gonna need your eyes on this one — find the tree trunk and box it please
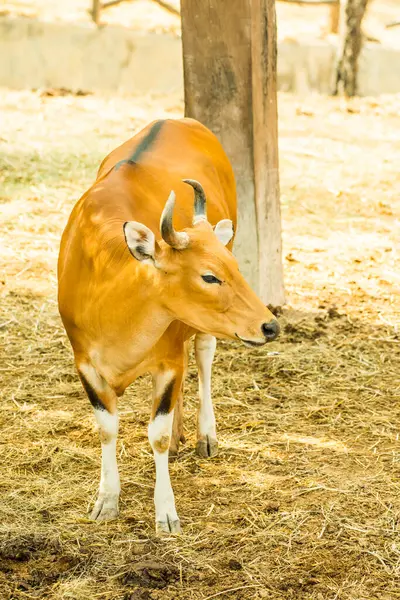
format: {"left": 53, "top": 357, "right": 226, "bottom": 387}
{"left": 92, "top": 0, "right": 101, "bottom": 25}
{"left": 334, "top": 0, "right": 369, "bottom": 96}
{"left": 180, "top": 0, "right": 285, "bottom": 306}
{"left": 329, "top": 2, "right": 340, "bottom": 33}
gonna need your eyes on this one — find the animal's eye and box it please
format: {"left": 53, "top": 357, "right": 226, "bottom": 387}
{"left": 201, "top": 274, "right": 222, "bottom": 285}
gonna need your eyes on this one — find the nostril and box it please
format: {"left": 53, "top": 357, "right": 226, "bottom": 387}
{"left": 261, "top": 320, "right": 280, "bottom": 341}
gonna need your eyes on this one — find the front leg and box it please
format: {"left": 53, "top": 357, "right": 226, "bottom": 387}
{"left": 149, "top": 367, "right": 183, "bottom": 534}
{"left": 78, "top": 362, "right": 120, "bottom": 521}
{"left": 194, "top": 333, "right": 218, "bottom": 458}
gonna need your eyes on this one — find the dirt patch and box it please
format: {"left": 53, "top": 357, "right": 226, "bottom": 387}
{"left": 0, "top": 532, "right": 83, "bottom": 597}
{"left": 0, "top": 533, "right": 60, "bottom": 561}
{"left": 120, "top": 561, "right": 179, "bottom": 589}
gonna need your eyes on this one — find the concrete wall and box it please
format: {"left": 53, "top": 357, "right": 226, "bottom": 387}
{"left": 278, "top": 38, "right": 400, "bottom": 96}
{"left": 0, "top": 17, "right": 183, "bottom": 95}
{"left": 1, "top": 16, "right": 400, "bottom": 96}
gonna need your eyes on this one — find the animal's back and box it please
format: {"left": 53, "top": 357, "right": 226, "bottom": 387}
{"left": 95, "top": 117, "right": 237, "bottom": 231}
{"left": 58, "top": 118, "right": 237, "bottom": 339}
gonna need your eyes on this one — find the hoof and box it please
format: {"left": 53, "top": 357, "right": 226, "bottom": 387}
{"left": 196, "top": 436, "right": 218, "bottom": 458}
{"left": 90, "top": 494, "right": 119, "bottom": 522}
{"left": 156, "top": 518, "right": 181, "bottom": 536}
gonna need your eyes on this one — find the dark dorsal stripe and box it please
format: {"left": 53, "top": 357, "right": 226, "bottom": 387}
{"left": 79, "top": 372, "right": 107, "bottom": 412}
{"left": 115, "top": 119, "right": 165, "bottom": 171}
{"left": 155, "top": 378, "right": 175, "bottom": 416}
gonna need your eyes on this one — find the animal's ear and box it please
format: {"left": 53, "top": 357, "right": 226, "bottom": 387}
{"left": 123, "top": 221, "right": 158, "bottom": 264}
{"left": 214, "top": 219, "right": 234, "bottom": 246}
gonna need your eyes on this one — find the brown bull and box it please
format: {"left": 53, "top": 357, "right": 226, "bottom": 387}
{"left": 58, "top": 118, "right": 279, "bottom": 534}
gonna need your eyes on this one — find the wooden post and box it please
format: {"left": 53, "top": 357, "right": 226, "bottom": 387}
{"left": 181, "top": 0, "right": 285, "bottom": 306}
{"left": 333, "top": 0, "right": 368, "bottom": 96}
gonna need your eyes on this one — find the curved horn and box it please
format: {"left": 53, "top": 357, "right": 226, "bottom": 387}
{"left": 160, "top": 191, "right": 189, "bottom": 249}
{"left": 183, "top": 179, "right": 207, "bottom": 223}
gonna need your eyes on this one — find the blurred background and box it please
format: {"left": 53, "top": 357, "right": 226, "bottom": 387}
{"left": 1, "top": 0, "right": 399, "bottom": 95}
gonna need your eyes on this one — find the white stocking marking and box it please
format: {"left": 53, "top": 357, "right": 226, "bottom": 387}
{"left": 94, "top": 409, "right": 120, "bottom": 499}
{"left": 148, "top": 411, "right": 179, "bottom": 526}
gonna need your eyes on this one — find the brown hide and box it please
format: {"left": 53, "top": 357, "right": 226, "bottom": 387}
{"left": 58, "top": 118, "right": 275, "bottom": 398}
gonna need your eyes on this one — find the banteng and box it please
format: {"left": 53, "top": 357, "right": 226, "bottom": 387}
{"left": 58, "top": 118, "right": 280, "bottom": 534}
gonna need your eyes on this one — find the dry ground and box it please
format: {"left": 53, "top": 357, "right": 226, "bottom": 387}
{"left": 0, "top": 89, "right": 400, "bottom": 599}
{"left": 2, "top": 0, "right": 400, "bottom": 48}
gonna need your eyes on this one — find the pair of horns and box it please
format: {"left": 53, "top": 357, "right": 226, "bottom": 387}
{"left": 160, "top": 179, "right": 207, "bottom": 249}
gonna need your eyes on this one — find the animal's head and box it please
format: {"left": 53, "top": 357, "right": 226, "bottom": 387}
{"left": 123, "top": 180, "right": 279, "bottom": 346}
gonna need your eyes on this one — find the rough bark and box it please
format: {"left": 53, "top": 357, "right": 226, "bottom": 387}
{"left": 251, "top": 0, "right": 284, "bottom": 305}
{"left": 181, "top": 0, "right": 285, "bottom": 306}
{"left": 334, "top": 0, "right": 369, "bottom": 96}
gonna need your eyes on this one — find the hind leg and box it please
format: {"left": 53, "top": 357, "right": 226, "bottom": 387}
{"left": 195, "top": 333, "right": 218, "bottom": 458}
{"left": 169, "top": 387, "right": 185, "bottom": 460}
{"left": 78, "top": 362, "right": 120, "bottom": 521}
{"left": 169, "top": 341, "right": 188, "bottom": 460}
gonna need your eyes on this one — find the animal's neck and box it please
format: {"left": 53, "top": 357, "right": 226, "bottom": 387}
{"left": 91, "top": 299, "right": 173, "bottom": 388}
{"left": 127, "top": 299, "right": 173, "bottom": 359}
